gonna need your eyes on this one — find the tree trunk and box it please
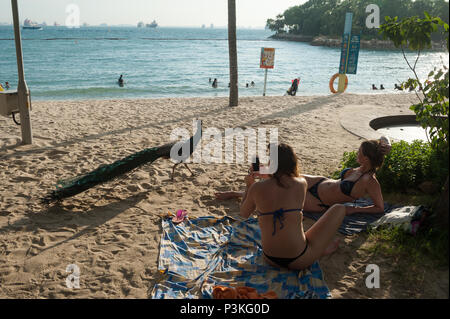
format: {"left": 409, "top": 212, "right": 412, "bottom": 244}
{"left": 228, "top": 0, "right": 238, "bottom": 107}
{"left": 434, "top": 176, "right": 449, "bottom": 230}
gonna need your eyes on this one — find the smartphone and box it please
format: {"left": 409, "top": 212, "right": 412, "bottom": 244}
{"left": 252, "top": 156, "right": 260, "bottom": 172}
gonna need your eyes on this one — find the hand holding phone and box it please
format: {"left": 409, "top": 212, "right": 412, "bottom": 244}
{"left": 252, "top": 156, "right": 260, "bottom": 173}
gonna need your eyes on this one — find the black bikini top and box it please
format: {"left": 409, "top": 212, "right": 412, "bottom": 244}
{"left": 339, "top": 168, "right": 367, "bottom": 198}
{"left": 257, "top": 208, "right": 303, "bottom": 236}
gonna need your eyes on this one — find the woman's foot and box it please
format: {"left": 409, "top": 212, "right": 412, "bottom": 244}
{"left": 322, "top": 238, "right": 341, "bottom": 257}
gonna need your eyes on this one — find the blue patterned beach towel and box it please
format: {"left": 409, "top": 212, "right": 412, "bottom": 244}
{"left": 303, "top": 199, "right": 398, "bottom": 236}
{"left": 151, "top": 216, "right": 331, "bottom": 299}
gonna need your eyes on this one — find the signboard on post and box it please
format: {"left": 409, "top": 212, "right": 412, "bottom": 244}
{"left": 339, "top": 34, "right": 361, "bottom": 75}
{"left": 260, "top": 48, "right": 275, "bottom": 69}
{"left": 260, "top": 48, "right": 275, "bottom": 96}
{"left": 346, "top": 35, "right": 361, "bottom": 74}
{"left": 339, "top": 34, "right": 350, "bottom": 74}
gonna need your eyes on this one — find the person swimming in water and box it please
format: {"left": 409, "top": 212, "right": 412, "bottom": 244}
{"left": 380, "top": 84, "right": 385, "bottom": 90}
{"left": 394, "top": 83, "right": 403, "bottom": 91}
{"left": 212, "top": 78, "right": 218, "bottom": 88}
{"left": 251, "top": 81, "right": 255, "bottom": 87}
{"left": 372, "top": 84, "right": 378, "bottom": 90}
{"left": 118, "top": 75, "right": 124, "bottom": 87}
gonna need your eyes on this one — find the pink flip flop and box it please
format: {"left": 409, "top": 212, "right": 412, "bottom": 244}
{"left": 172, "top": 209, "right": 188, "bottom": 224}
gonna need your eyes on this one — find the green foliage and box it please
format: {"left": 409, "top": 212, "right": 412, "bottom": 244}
{"left": 410, "top": 64, "right": 449, "bottom": 152}
{"left": 266, "top": 14, "right": 286, "bottom": 34}
{"left": 267, "top": 0, "right": 449, "bottom": 41}
{"left": 379, "top": 13, "right": 449, "bottom": 50}
{"left": 379, "top": 13, "right": 449, "bottom": 155}
{"left": 332, "top": 141, "right": 449, "bottom": 193}
{"left": 331, "top": 150, "right": 358, "bottom": 179}
{"left": 366, "top": 225, "right": 449, "bottom": 268}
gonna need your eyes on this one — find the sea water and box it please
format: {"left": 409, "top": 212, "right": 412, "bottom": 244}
{"left": 0, "top": 26, "right": 448, "bottom": 100}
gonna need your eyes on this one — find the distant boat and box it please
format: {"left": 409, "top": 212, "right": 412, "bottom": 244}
{"left": 146, "top": 20, "right": 158, "bottom": 28}
{"left": 23, "top": 18, "right": 43, "bottom": 30}
{"left": 137, "top": 21, "right": 145, "bottom": 28}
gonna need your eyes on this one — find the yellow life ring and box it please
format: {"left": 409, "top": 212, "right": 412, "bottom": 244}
{"left": 329, "top": 73, "right": 348, "bottom": 93}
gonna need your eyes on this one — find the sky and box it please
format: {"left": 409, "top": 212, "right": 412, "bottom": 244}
{"left": 0, "top": 0, "right": 306, "bottom": 28}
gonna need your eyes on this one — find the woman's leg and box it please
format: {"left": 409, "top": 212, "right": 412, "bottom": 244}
{"left": 303, "top": 191, "right": 327, "bottom": 212}
{"left": 288, "top": 204, "right": 346, "bottom": 270}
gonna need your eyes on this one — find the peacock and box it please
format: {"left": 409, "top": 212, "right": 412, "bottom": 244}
{"left": 43, "top": 120, "right": 202, "bottom": 203}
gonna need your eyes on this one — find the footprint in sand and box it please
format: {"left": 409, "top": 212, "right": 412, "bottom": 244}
{"left": 11, "top": 175, "right": 39, "bottom": 183}
{"left": 47, "top": 150, "right": 70, "bottom": 159}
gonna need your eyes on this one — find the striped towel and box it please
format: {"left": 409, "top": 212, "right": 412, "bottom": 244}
{"left": 151, "top": 216, "right": 331, "bottom": 299}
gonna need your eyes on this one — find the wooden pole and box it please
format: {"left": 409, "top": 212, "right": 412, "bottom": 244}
{"left": 11, "top": 0, "right": 33, "bottom": 144}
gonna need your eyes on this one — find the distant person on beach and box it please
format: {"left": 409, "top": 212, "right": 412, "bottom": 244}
{"left": 394, "top": 83, "right": 403, "bottom": 91}
{"left": 380, "top": 84, "right": 385, "bottom": 90}
{"left": 216, "top": 137, "right": 391, "bottom": 215}
{"left": 212, "top": 78, "right": 218, "bottom": 88}
{"left": 372, "top": 84, "right": 378, "bottom": 90}
{"left": 5, "top": 82, "right": 10, "bottom": 90}
{"left": 238, "top": 143, "right": 346, "bottom": 270}
{"left": 286, "top": 78, "right": 300, "bottom": 96}
{"left": 118, "top": 75, "right": 124, "bottom": 87}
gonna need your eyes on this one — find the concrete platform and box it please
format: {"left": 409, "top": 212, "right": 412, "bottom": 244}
{"left": 339, "top": 104, "right": 416, "bottom": 141}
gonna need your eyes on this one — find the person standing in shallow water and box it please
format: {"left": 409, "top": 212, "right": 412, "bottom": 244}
{"left": 212, "top": 78, "right": 218, "bottom": 88}
{"left": 118, "top": 75, "right": 124, "bottom": 87}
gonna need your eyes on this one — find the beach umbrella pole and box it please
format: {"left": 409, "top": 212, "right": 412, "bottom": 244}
{"left": 11, "top": 0, "right": 33, "bottom": 145}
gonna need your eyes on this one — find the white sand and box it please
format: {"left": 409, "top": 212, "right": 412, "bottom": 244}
{"left": 0, "top": 93, "right": 447, "bottom": 298}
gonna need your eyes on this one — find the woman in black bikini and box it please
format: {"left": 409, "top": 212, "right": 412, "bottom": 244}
{"left": 217, "top": 137, "right": 391, "bottom": 216}
{"left": 240, "top": 143, "right": 346, "bottom": 270}
{"left": 304, "top": 139, "right": 389, "bottom": 214}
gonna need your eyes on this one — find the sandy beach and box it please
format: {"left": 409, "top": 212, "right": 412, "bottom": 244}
{"left": 0, "top": 93, "right": 448, "bottom": 299}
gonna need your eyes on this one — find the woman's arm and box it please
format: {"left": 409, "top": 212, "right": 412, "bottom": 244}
{"left": 346, "top": 178, "right": 385, "bottom": 215}
{"left": 240, "top": 174, "right": 257, "bottom": 219}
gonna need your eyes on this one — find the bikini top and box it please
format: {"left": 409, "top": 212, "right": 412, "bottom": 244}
{"left": 257, "top": 208, "right": 303, "bottom": 236}
{"left": 339, "top": 168, "right": 367, "bottom": 198}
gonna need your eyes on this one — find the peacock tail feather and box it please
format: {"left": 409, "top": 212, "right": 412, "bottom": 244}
{"left": 42, "top": 120, "right": 202, "bottom": 204}
{"left": 42, "top": 145, "right": 168, "bottom": 203}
